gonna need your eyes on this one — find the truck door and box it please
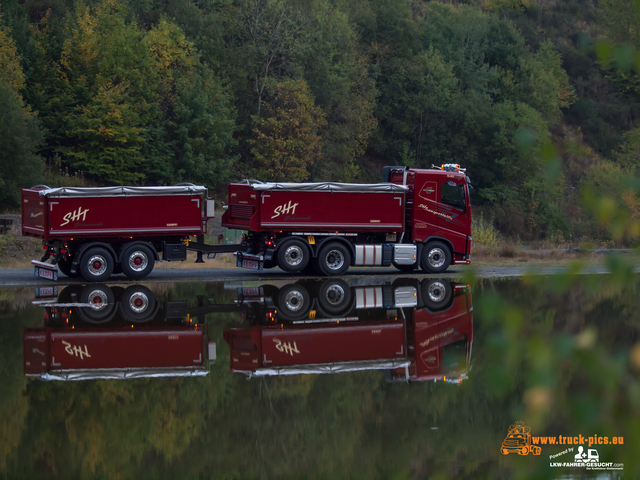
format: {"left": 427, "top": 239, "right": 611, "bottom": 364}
{"left": 412, "top": 178, "right": 440, "bottom": 242}
{"left": 437, "top": 180, "right": 469, "bottom": 254}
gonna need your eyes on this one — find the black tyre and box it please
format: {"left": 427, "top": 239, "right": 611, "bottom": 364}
{"left": 318, "top": 279, "right": 352, "bottom": 315}
{"left": 277, "top": 284, "right": 311, "bottom": 321}
{"left": 420, "top": 241, "right": 451, "bottom": 273}
{"left": 121, "top": 243, "right": 155, "bottom": 280}
{"left": 121, "top": 285, "right": 157, "bottom": 323}
{"left": 316, "top": 242, "right": 351, "bottom": 276}
{"left": 392, "top": 262, "right": 415, "bottom": 273}
{"left": 277, "top": 238, "right": 310, "bottom": 273}
{"left": 421, "top": 279, "right": 452, "bottom": 311}
{"left": 57, "top": 257, "right": 79, "bottom": 277}
{"left": 79, "top": 247, "right": 114, "bottom": 282}
{"left": 79, "top": 284, "right": 116, "bottom": 323}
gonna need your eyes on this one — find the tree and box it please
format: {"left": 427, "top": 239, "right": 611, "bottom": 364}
{"left": 0, "top": 20, "right": 43, "bottom": 210}
{"left": 250, "top": 79, "right": 326, "bottom": 182}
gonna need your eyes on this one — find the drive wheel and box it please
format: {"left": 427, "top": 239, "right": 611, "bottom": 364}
{"left": 277, "top": 238, "right": 310, "bottom": 273}
{"left": 420, "top": 241, "right": 451, "bottom": 273}
{"left": 57, "top": 257, "right": 79, "bottom": 277}
{"left": 318, "top": 279, "right": 352, "bottom": 315}
{"left": 121, "top": 244, "right": 155, "bottom": 280}
{"left": 277, "top": 284, "right": 311, "bottom": 321}
{"left": 317, "top": 242, "right": 351, "bottom": 276}
{"left": 79, "top": 247, "right": 114, "bottom": 282}
{"left": 421, "top": 279, "right": 452, "bottom": 311}
{"left": 121, "top": 285, "right": 156, "bottom": 323}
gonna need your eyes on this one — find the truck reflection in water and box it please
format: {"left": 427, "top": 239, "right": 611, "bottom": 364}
{"left": 24, "top": 284, "right": 217, "bottom": 381}
{"left": 24, "top": 278, "right": 472, "bottom": 384}
{"left": 225, "top": 278, "right": 473, "bottom": 383}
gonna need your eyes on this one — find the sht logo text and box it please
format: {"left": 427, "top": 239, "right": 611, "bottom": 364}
{"left": 271, "top": 200, "right": 299, "bottom": 219}
{"left": 61, "top": 207, "right": 89, "bottom": 226}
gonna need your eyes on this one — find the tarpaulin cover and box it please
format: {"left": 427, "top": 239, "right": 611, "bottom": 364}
{"left": 40, "top": 367, "right": 208, "bottom": 381}
{"left": 250, "top": 182, "right": 408, "bottom": 193}
{"left": 37, "top": 185, "right": 207, "bottom": 198}
{"left": 246, "top": 359, "right": 410, "bottom": 377}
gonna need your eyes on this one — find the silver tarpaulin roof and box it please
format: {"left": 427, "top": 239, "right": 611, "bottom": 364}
{"left": 245, "top": 359, "right": 410, "bottom": 377}
{"left": 37, "top": 185, "right": 207, "bottom": 198}
{"left": 40, "top": 367, "right": 209, "bottom": 381}
{"left": 250, "top": 182, "right": 408, "bottom": 193}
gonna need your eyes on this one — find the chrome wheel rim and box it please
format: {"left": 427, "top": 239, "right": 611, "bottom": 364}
{"left": 87, "top": 290, "right": 108, "bottom": 310}
{"left": 128, "top": 292, "right": 149, "bottom": 313}
{"left": 324, "top": 284, "right": 346, "bottom": 306}
{"left": 325, "top": 249, "right": 344, "bottom": 270}
{"left": 128, "top": 251, "right": 149, "bottom": 272}
{"left": 427, "top": 281, "right": 446, "bottom": 302}
{"left": 284, "top": 245, "right": 304, "bottom": 266}
{"left": 428, "top": 248, "right": 446, "bottom": 269}
{"left": 284, "top": 290, "right": 305, "bottom": 312}
{"left": 88, "top": 255, "right": 107, "bottom": 276}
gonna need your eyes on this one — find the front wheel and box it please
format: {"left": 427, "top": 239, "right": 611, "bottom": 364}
{"left": 121, "top": 244, "right": 155, "bottom": 280}
{"left": 316, "top": 242, "right": 351, "bottom": 276}
{"left": 79, "top": 247, "right": 114, "bottom": 282}
{"left": 420, "top": 241, "right": 451, "bottom": 273}
{"left": 421, "top": 279, "right": 452, "bottom": 311}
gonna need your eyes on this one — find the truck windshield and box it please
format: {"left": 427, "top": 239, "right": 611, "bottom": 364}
{"left": 440, "top": 182, "right": 466, "bottom": 211}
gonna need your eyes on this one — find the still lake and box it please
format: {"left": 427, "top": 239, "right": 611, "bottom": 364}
{"left": 1, "top": 274, "right": 638, "bottom": 479}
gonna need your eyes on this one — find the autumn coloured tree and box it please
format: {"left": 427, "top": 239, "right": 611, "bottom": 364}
{"left": 250, "top": 79, "right": 326, "bottom": 182}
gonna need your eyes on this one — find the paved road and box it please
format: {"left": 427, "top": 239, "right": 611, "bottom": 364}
{"left": 0, "top": 264, "right": 626, "bottom": 288}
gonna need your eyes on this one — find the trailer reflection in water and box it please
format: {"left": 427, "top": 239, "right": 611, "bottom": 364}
{"left": 24, "top": 278, "right": 472, "bottom": 384}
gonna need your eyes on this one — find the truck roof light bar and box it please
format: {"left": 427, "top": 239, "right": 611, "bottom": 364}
{"left": 432, "top": 164, "right": 466, "bottom": 173}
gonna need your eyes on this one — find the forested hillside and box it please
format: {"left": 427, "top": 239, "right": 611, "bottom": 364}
{"left": 1, "top": 0, "right": 639, "bottom": 242}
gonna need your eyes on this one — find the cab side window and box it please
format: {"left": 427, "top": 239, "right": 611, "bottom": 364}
{"left": 440, "top": 181, "right": 465, "bottom": 210}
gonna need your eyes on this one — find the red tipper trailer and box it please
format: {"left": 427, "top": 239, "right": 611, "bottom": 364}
{"left": 24, "top": 325, "right": 214, "bottom": 381}
{"left": 221, "top": 164, "right": 472, "bottom": 275}
{"left": 22, "top": 185, "right": 217, "bottom": 282}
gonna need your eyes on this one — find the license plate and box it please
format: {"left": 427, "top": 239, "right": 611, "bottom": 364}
{"left": 242, "top": 287, "right": 263, "bottom": 296}
{"left": 35, "top": 286, "right": 58, "bottom": 297}
{"left": 239, "top": 259, "right": 261, "bottom": 270}
{"left": 34, "top": 267, "right": 57, "bottom": 281}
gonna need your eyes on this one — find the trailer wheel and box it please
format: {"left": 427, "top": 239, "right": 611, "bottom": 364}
{"left": 318, "top": 279, "right": 352, "bottom": 315}
{"left": 277, "top": 284, "right": 311, "bottom": 321}
{"left": 79, "top": 247, "right": 114, "bottom": 282}
{"left": 420, "top": 241, "right": 451, "bottom": 273}
{"left": 317, "top": 242, "right": 351, "bottom": 276}
{"left": 121, "top": 285, "right": 156, "bottom": 323}
{"left": 121, "top": 244, "right": 155, "bottom": 280}
{"left": 421, "top": 279, "right": 452, "bottom": 311}
{"left": 78, "top": 284, "right": 116, "bottom": 323}
{"left": 277, "top": 238, "right": 310, "bottom": 273}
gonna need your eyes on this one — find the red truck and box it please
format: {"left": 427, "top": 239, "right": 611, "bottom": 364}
{"left": 24, "top": 284, "right": 216, "bottom": 381}
{"left": 21, "top": 184, "right": 223, "bottom": 282}
{"left": 224, "top": 278, "right": 472, "bottom": 382}
{"left": 222, "top": 164, "right": 472, "bottom": 275}
{"left": 22, "top": 164, "right": 472, "bottom": 281}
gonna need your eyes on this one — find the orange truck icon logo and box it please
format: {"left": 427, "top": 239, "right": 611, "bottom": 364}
{"left": 501, "top": 422, "right": 542, "bottom": 456}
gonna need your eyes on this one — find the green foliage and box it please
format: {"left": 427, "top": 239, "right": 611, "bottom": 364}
{"left": 0, "top": 83, "right": 44, "bottom": 210}
{"left": 250, "top": 79, "right": 326, "bottom": 182}
{"left": 472, "top": 213, "right": 500, "bottom": 247}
